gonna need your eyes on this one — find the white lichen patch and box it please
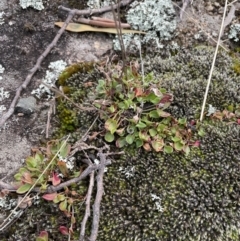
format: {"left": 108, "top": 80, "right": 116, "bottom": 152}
{"left": 119, "top": 166, "right": 135, "bottom": 179}
{"left": 57, "top": 154, "right": 75, "bottom": 171}
{"left": 0, "top": 87, "right": 9, "bottom": 102}
{"left": 0, "top": 64, "right": 5, "bottom": 80}
{"left": 19, "top": 0, "right": 45, "bottom": 10}
{"left": 114, "top": 0, "right": 176, "bottom": 51}
{"left": 0, "top": 105, "right": 6, "bottom": 115}
{"left": 0, "top": 12, "right": 4, "bottom": 25}
{"left": 228, "top": 23, "right": 240, "bottom": 42}
{"left": 31, "top": 60, "right": 67, "bottom": 99}
{"left": 150, "top": 193, "right": 164, "bottom": 212}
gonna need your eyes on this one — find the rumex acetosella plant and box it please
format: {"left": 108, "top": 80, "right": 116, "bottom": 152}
{"left": 90, "top": 62, "right": 199, "bottom": 154}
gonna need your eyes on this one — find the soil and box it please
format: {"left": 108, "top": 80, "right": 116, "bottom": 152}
{"left": 0, "top": 0, "right": 239, "bottom": 239}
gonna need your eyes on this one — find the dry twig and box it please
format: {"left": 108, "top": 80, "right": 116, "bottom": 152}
{"left": 0, "top": 0, "right": 134, "bottom": 127}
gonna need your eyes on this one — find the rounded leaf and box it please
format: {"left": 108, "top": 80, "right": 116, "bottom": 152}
{"left": 17, "top": 183, "right": 32, "bottom": 194}
{"left": 164, "top": 145, "right": 173, "bottom": 154}
{"left": 105, "top": 119, "right": 118, "bottom": 134}
{"left": 125, "top": 134, "right": 135, "bottom": 144}
{"left": 104, "top": 132, "right": 115, "bottom": 142}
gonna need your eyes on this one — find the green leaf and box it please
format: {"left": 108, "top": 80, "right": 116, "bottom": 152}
{"left": 105, "top": 119, "right": 118, "bottom": 134}
{"left": 151, "top": 138, "right": 164, "bottom": 152}
{"left": 14, "top": 173, "right": 22, "bottom": 181}
{"left": 59, "top": 141, "right": 70, "bottom": 158}
{"left": 104, "top": 132, "right": 115, "bottom": 142}
{"left": 198, "top": 127, "right": 205, "bottom": 137}
{"left": 116, "top": 137, "right": 126, "bottom": 148}
{"left": 171, "top": 136, "right": 181, "bottom": 142}
{"left": 149, "top": 110, "right": 159, "bottom": 118}
{"left": 174, "top": 141, "right": 184, "bottom": 151}
{"left": 125, "top": 134, "right": 135, "bottom": 144}
{"left": 183, "top": 145, "right": 190, "bottom": 156}
{"left": 149, "top": 128, "right": 157, "bottom": 137}
{"left": 157, "top": 123, "right": 167, "bottom": 132}
{"left": 59, "top": 199, "right": 67, "bottom": 211}
{"left": 16, "top": 183, "right": 32, "bottom": 194}
{"left": 145, "top": 93, "right": 161, "bottom": 104}
{"left": 108, "top": 105, "right": 116, "bottom": 113}
{"left": 164, "top": 145, "right": 173, "bottom": 154}
{"left": 136, "top": 121, "right": 147, "bottom": 129}
{"left": 26, "top": 156, "right": 37, "bottom": 168}
{"left": 35, "top": 153, "right": 44, "bottom": 163}
{"left": 178, "top": 118, "right": 187, "bottom": 125}
{"left": 98, "top": 79, "right": 106, "bottom": 87}
{"left": 135, "top": 139, "right": 143, "bottom": 148}
{"left": 118, "top": 101, "right": 127, "bottom": 110}
{"left": 139, "top": 131, "right": 150, "bottom": 142}
{"left": 157, "top": 109, "right": 171, "bottom": 117}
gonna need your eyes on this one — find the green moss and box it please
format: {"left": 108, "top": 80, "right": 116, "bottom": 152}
{"left": 98, "top": 122, "right": 240, "bottom": 241}
{"left": 232, "top": 59, "right": 240, "bottom": 74}
{"left": 144, "top": 46, "right": 240, "bottom": 119}
{"left": 55, "top": 62, "right": 101, "bottom": 137}
{"left": 57, "top": 62, "right": 95, "bottom": 86}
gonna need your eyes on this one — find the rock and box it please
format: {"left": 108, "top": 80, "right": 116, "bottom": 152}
{"left": 15, "top": 96, "right": 37, "bottom": 115}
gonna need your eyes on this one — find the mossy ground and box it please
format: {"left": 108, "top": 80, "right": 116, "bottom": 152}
{"left": 98, "top": 122, "right": 240, "bottom": 241}
{"left": 3, "top": 45, "right": 240, "bottom": 240}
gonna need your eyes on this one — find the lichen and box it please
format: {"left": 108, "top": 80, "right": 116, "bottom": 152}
{"left": 228, "top": 23, "right": 240, "bottom": 42}
{"left": 144, "top": 46, "right": 240, "bottom": 119}
{"left": 113, "top": 0, "right": 176, "bottom": 52}
{"left": 19, "top": 0, "right": 45, "bottom": 10}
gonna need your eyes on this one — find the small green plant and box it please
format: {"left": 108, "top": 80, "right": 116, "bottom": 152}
{"left": 91, "top": 63, "right": 195, "bottom": 154}
{"left": 13, "top": 140, "right": 81, "bottom": 238}
{"left": 14, "top": 140, "right": 72, "bottom": 194}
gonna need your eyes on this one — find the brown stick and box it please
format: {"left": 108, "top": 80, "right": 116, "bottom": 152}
{"left": 58, "top": 0, "right": 134, "bottom": 15}
{"left": 76, "top": 18, "right": 131, "bottom": 28}
{"left": 0, "top": 0, "right": 134, "bottom": 127}
{"left": 79, "top": 171, "right": 94, "bottom": 241}
{"left": 88, "top": 152, "right": 107, "bottom": 241}
{"left": 0, "top": 10, "right": 76, "bottom": 127}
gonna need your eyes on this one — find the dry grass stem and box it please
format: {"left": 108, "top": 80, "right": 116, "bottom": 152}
{"left": 200, "top": 0, "right": 229, "bottom": 121}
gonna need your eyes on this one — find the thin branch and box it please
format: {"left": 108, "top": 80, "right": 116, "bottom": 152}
{"left": 88, "top": 152, "right": 107, "bottom": 241}
{"left": 79, "top": 171, "right": 94, "bottom": 241}
{"left": 0, "top": 10, "right": 76, "bottom": 127}
{"left": 200, "top": 0, "right": 229, "bottom": 121}
{"left": 0, "top": 0, "right": 134, "bottom": 127}
{"left": 58, "top": 0, "right": 134, "bottom": 16}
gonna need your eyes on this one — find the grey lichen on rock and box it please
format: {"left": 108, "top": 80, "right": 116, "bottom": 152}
{"left": 144, "top": 46, "right": 240, "bottom": 119}
{"left": 113, "top": 0, "right": 176, "bottom": 52}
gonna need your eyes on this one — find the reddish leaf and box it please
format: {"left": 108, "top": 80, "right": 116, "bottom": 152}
{"left": 36, "top": 231, "right": 48, "bottom": 241}
{"left": 21, "top": 172, "right": 33, "bottom": 184}
{"left": 143, "top": 143, "right": 151, "bottom": 151}
{"left": 192, "top": 140, "right": 200, "bottom": 147}
{"left": 237, "top": 119, "right": 240, "bottom": 125}
{"left": 134, "top": 87, "right": 143, "bottom": 97}
{"left": 39, "top": 231, "right": 48, "bottom": 237}
{"left": 57, "top": 161, "right": 69, "bottom": 177}
{"left": 59, "top": 226, "right": 69, "bottom": 235}
{"left": 52, "top": 172, "right": 61, "bottom": 186}
{"left": 42, "top": 193, "right": 58, "bottom": 201}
